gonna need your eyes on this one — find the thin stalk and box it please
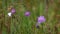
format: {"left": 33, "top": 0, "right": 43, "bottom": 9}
{"left": 43, "top": 0, "right": 49, "bottom": 34}
{"left": 44, "top": 0, "right": 48, "bottom": 17}
{"left": 2, "top": 0, "right": 7, "bottom": 34}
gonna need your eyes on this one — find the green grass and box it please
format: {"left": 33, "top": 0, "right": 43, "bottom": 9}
{"left": 0, "top": 0, "right": 60, "bottom": 34}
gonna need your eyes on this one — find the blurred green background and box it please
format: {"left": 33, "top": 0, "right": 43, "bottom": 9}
{"left": 0, "top": 0, "right": 60, "bottom": 34}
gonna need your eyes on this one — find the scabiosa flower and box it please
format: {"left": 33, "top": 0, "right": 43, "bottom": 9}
{"left": 38, "top": 16, "right": 46, "bottom": 23}
{"left": 8, "top": 8, "right": 16, "bottom": 17}
{"left": 24, "top": 11, "right": 30, "bottom": 16}
{"left": 36, "top": 16, "right": 46, "bottom": 28}
{"left": 11, "top": 8, "right": 16, "bottom": 14}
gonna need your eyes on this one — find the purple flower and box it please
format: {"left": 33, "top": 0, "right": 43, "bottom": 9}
{"left": 11, "top": 8, "right": 16, "bottom": 14}
{"left": 38, "top": 16, "right": 46, "bottom": 23}
{"left": 25, "top": 11, "right": 30, "bottom": 16}
{"left": 36, "top": 16, "right": 46, "bottom": 28}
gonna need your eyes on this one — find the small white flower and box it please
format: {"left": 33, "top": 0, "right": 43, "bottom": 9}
{"left": 8, "top": 12, "right": 12, "bottom": 16}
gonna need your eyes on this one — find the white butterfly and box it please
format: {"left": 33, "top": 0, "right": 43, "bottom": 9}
{"left": 8, "top": 12, "right": 12, "bottom": 16}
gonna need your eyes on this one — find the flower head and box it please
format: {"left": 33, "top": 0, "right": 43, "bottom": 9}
{"left": 36, "top": 16, "right": 46, "bottom": 28}
{"left": 11, "top": 8, "right": 16, "bottom": 14}
{"left": 25, "top": 11, "right": 30, "bottom": 16}
{"left": 38, "top": 16, "right": 46, "bottom": 23}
